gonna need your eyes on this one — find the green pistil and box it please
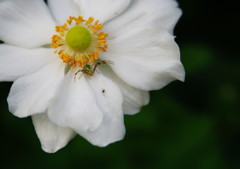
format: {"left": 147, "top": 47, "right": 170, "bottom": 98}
{"left": 65, "top": 26, "right": 92, "bottom": 51}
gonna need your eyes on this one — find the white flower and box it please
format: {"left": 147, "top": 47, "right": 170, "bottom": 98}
{"left": 0, "top": 0, "right": 185, "bottom": 153}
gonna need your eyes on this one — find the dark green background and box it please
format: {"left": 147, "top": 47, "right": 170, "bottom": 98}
{"left": 1, "top": 0, "right": 239, "bottom": 169}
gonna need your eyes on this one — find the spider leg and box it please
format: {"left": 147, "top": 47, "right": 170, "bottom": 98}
{"left": 92, "top": 60, "right": 114, "bottom": 75}
{"left": 86, "top": 74, "right": 92, "bottom": 80}
{"left": 92, "top": 62, "right": 101, "bottom": 75}
{"left": 78, "top": 72, "right": 84, "bottom": 80}
{"left": 74, "top": 69, "right": 83, "bottom": 82}
{"left": 103, "top": 60, "right": 114, "bottom": 65}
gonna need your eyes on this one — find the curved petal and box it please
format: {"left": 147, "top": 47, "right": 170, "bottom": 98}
{"left": 0, "top": 0, "right": 56, "bottom": 48}
{"left": 48, "top": 0, "right": 80, "bottom": 24}
{"left": 48, "top": 69, "right": 103, "bottom": 133}
{"left": 99, "top": 65, "right": 149, "bottom": 115}
{"left": 101, "top": 28, "right": 185, "bottom": 91}
{"left": 81, "top": 72, "right": 125, "bottom": 146}
{"left": 105, "top": 0, "right": 182, "bottom": 35}
{"left": 32, "top": 113, "right": 76, "bottom": 153}
{"left": 0, "top": 44, "right": 57, "bottom": 81}
{"left": 7, "top": 61, "right": 65, "bottom": 118}
{"left": 74, "top": 0, "right": 131, "bottom": 23}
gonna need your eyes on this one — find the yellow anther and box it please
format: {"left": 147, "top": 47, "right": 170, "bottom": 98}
{"left": 86, "top": 17, "right": 94, "bottom": 25}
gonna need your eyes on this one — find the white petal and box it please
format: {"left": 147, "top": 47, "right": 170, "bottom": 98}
{"left": 0, "top": 0, "right": 56, "bottom": 48}
{"left": 7, "top": 61, "right": 65, "bottom": 118}
{"left": 48, "top": 70, "right": 103, "bottom": 133}
{"left": 81, "top": 72, "right": 125, "bottom": 146}
{"left": 32, "top": 113, "right": 76, "bottom": 153}
{"left": 74, "top": 0, "right": 131, "bottom": 23}
{"left": 99, "top": 65, "right": 149, "bottom": 115}
{"left": 0, "top": 44, "right": 57, "bottom": 82}
{"left": 105, "top": 0, "right": 181, "bottom": 35}
{"left": 102, "top": 29, "right": 185, "bottom": 91}
{"left": 48, "top": 0, "right": 80, "bottom": 24}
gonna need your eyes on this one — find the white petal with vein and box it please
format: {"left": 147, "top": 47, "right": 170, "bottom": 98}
{"left": 100, "top": 66, "right": 149, "bottom": 115}
{"left": 48, "top": 0, "right": 80, "bottom": 24}
{"left": 75, "top": 0, "right": 131, "bottom": 23}
{"left": 81, "top": 72, "right": 125, "bottom": 146}
{"left": 105, "top": 0, "right": 182, "bottom": 35}
{"left": 0, "top": 44, "right": 56, "bottom": 81}
{"left": 101, "top": 29, "right": 185, "bottom": 91}
{"left": 48, "top": 70, "right": 103, "bottom": 133}
{"left": 0, "top": 0, "right": 56, "bottom": 48}
{"left": 7, "top": 61, "right": 65, "bottom": 118}
{"left": 32, "top": 114, "right": 76, "bottom": 153}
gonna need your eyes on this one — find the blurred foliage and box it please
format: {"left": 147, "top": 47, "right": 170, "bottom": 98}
{"left": 0, "top": 0, "right": 240, "bottom": 169}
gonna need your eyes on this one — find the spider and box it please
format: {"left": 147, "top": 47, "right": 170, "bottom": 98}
{"left": 74, "top": 60, "right": 113, "bottom": 81}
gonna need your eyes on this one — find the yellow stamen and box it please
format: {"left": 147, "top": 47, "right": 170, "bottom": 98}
{"left": 86, "top": 17, "right": 94, "bottom": 25}
{"left": 50, "top": 16, "right": 108, "bottom": 68}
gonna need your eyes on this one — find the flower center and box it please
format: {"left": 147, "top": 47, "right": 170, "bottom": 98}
{"left": 65, "top": 26, "right": 92, "bottom": 51}
{"left": 50, "top": 16, "right": 108, "bottom": 68}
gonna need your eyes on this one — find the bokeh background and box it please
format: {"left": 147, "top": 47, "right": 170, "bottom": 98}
{"left": 0, "top": 0, "right": 239, "bottom": 169}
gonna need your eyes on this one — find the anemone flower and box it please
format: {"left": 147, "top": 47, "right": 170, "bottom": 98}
{"left": 0, "top": 0, "right": 185, "bottom": 153}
